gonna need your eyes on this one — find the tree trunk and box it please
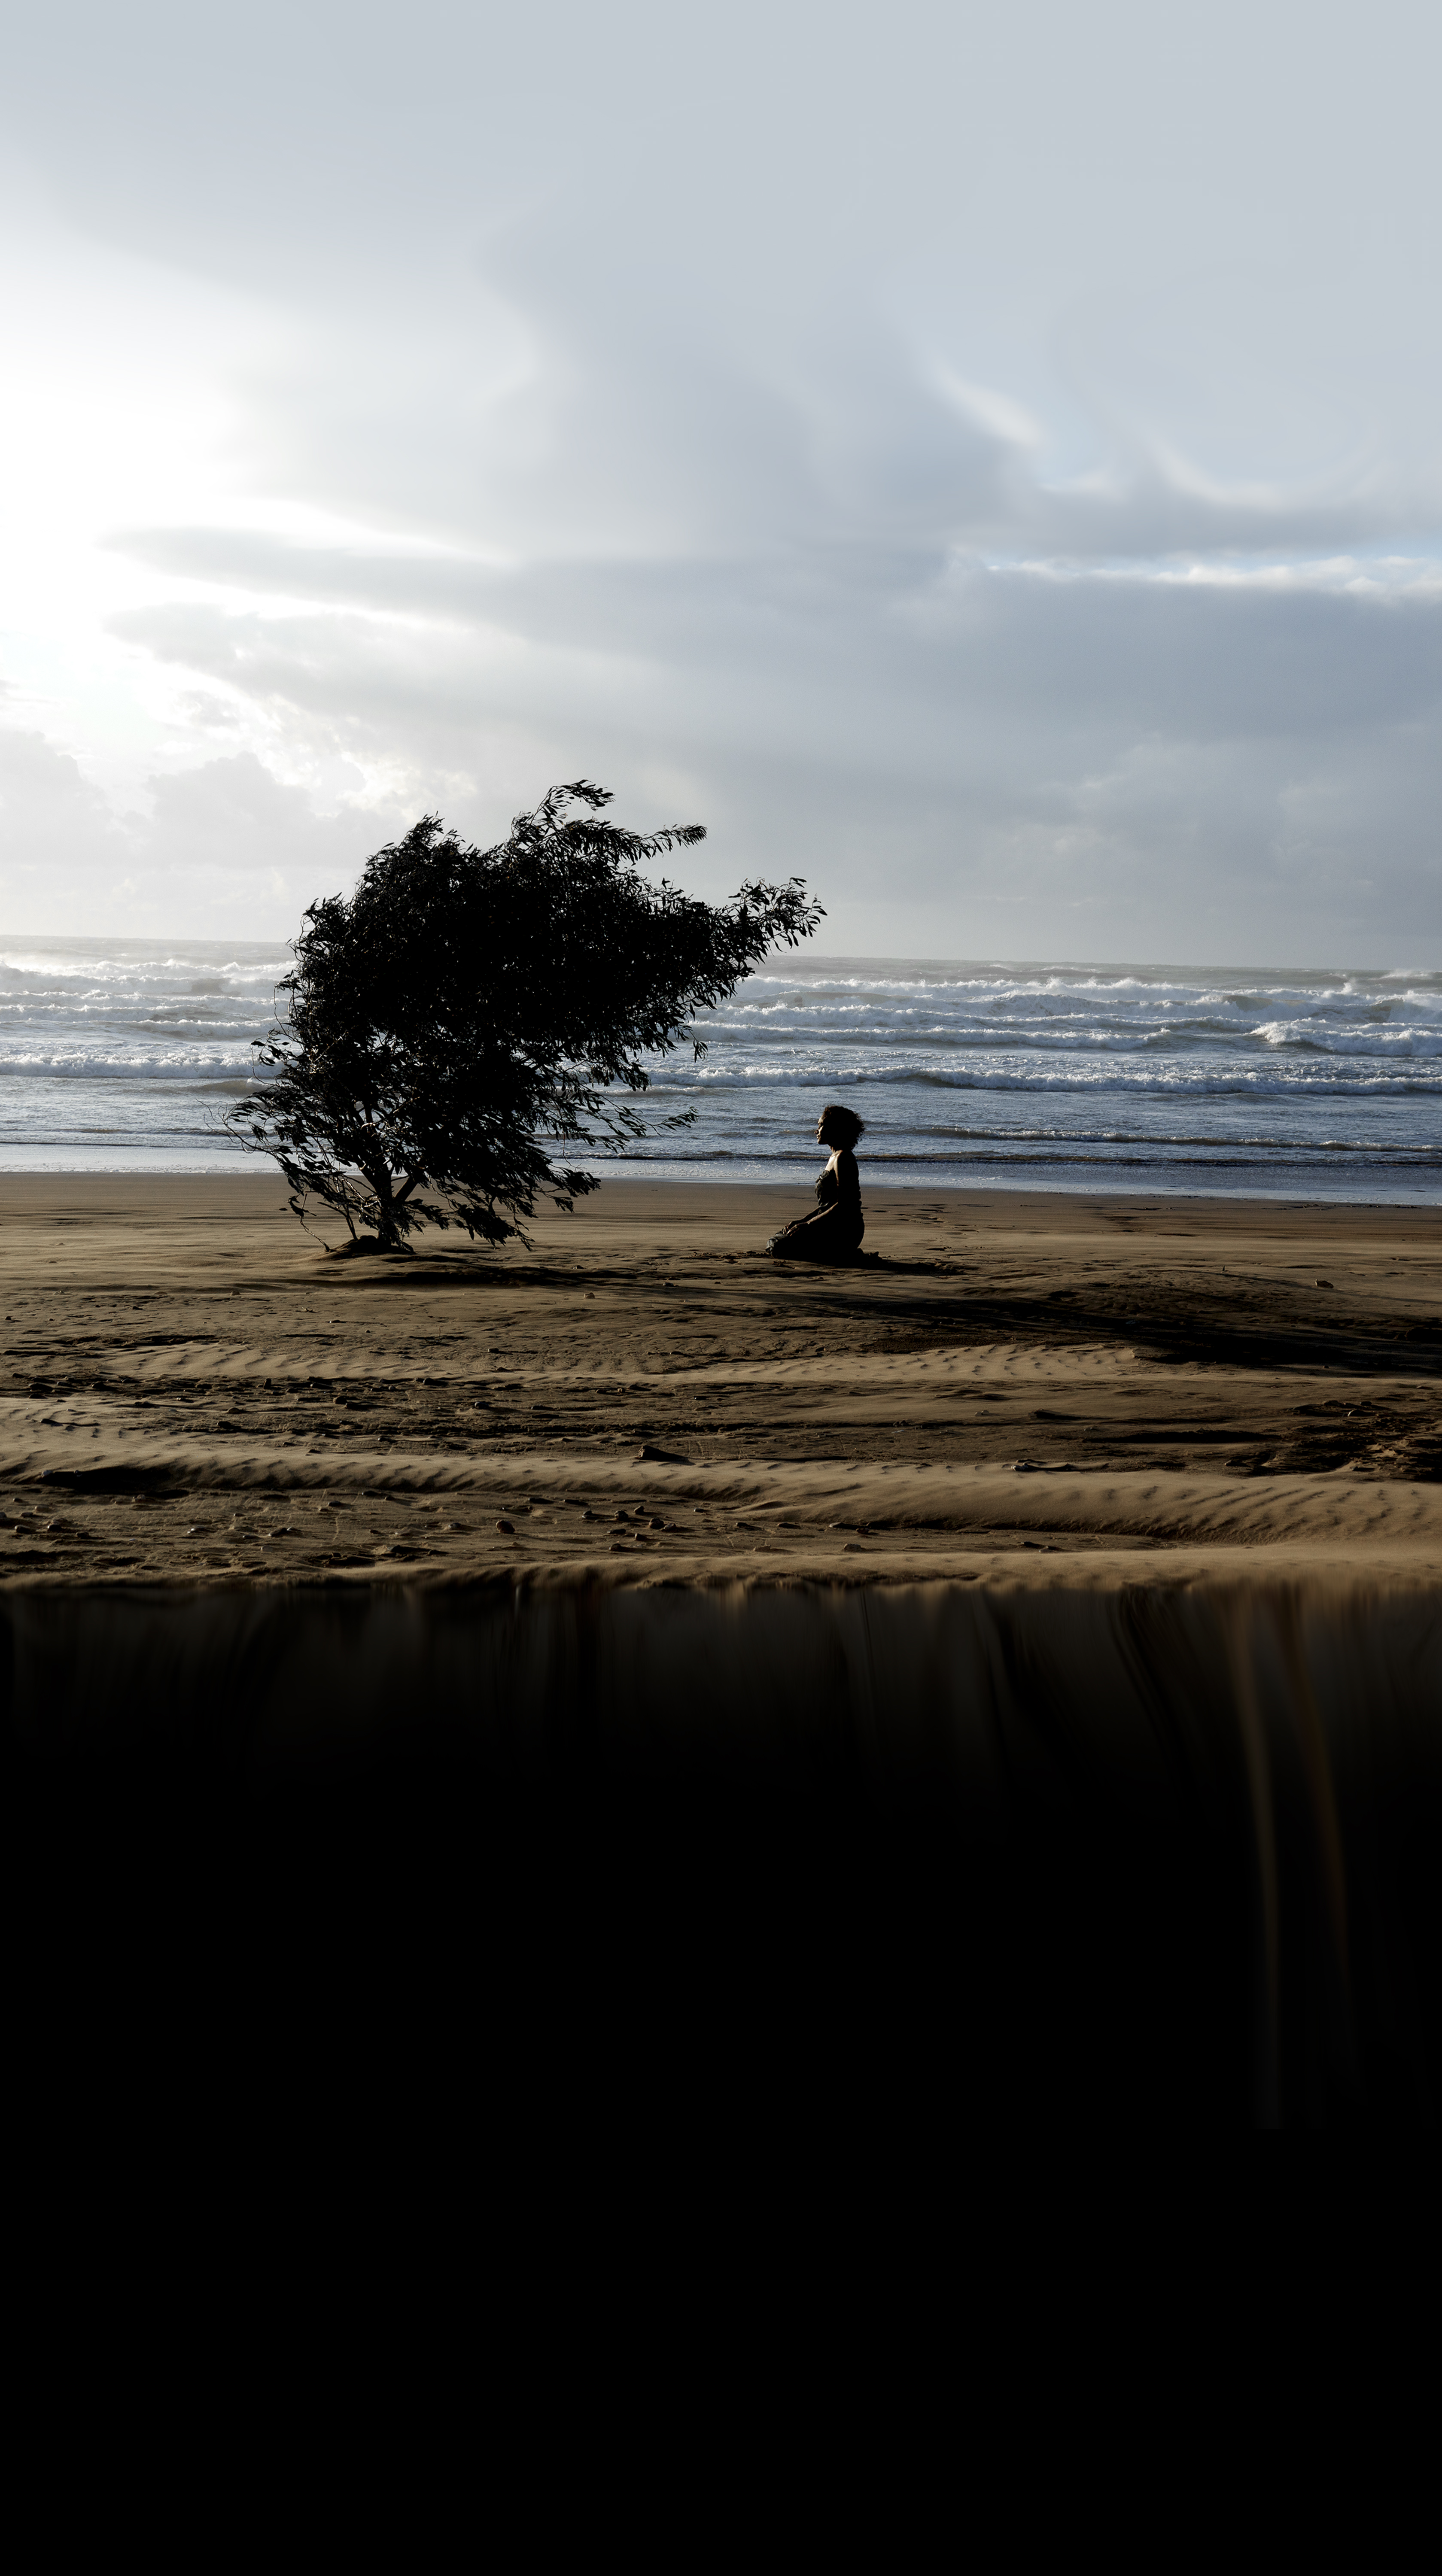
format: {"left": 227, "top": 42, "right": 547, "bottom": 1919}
{"left": 371, "top": 1161, "right": 405, "bottom": 1251}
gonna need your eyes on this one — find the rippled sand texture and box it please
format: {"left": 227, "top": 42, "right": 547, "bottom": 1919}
{"left": 5, "top": 1176, "right": 1440, "bottom": 2126}
{"left": 2, "top": 1175, "right": 1440, "bottom": 1583}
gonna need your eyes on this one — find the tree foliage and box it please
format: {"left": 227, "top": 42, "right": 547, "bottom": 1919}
{"left": 225, "top": 781, "right": 822, "bottom": 1249}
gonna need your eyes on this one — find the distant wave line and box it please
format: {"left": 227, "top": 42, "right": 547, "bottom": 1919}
{"left": 615, "top": 1145, "right": 1442, "bottom": 1172}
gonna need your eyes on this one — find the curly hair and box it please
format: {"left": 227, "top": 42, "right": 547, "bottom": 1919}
{"left": 819, "top": 1103, "right": 865, "bottom": 1150}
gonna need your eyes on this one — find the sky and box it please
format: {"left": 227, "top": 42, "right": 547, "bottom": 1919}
{"left": 0, "top": 0, "right": 1438, "bottom": 961}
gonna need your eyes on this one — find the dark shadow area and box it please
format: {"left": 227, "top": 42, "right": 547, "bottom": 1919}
{"left": 5, "top": 1580, "right": 1438, "bottom": 2129}
{"left": 912, "top": 1284, "right": 1442, "bottom": 1377}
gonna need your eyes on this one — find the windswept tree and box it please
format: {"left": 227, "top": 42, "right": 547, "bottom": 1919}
{"left": 226, "top": 781, "right": 822, "bottom": 1249}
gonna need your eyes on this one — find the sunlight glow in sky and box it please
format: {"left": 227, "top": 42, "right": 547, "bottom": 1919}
{"left": 1, "top": 0, "right": 1438, "bottom": 958}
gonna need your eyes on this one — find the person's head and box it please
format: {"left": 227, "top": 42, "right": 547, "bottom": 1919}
{"left": 816, "top": 1103, "right": 864, "bottom": 1151}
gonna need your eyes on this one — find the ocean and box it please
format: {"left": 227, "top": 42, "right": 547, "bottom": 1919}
{"left": 1, "top": 937, "right": 1439, "bottom": 1203}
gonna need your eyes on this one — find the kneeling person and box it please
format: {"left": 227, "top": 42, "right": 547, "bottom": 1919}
{"left": 767, "top": 1104, "right": 866, "bottom": 1263}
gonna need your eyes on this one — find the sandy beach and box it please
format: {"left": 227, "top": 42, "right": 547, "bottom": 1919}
{"left": 3, "top": 1173, "right": 1439, "bottom": 1586}
{"left": 7, "top": 1171, "right": 1440, "bottom": 2126}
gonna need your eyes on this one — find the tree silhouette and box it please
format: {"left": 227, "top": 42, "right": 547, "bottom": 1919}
{"left": 226, "top": 780, "right": 822, "bottom": 1249}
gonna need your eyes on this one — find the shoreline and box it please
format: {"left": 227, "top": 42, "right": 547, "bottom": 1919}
{"left": 1, "top": 1160, "right": 1439, "bottom": 1211}
{"left": 3, "top": 1169, "right": 1442, "bottom": 1217}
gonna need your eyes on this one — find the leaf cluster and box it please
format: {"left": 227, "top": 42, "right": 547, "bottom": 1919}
{"left": 225, "top": 780, "right": 822, "bottom": 1247}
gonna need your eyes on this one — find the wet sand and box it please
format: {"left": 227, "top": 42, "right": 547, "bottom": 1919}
{"left": 3, "top": 1173, "right": 1440, "bottom": 1586}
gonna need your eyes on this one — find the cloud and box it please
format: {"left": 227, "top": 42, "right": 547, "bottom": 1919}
{"left": 0, "top": 724, "right": 126, "bottom": 920}
{"left": 140, "top": 752, "right": 389, "bottom": 881}
{"left": 934, "top": 371, "right": 1044, "bottom": 453}
{"left": 0, "top": 0, "right": 1439, "bottom": 954}
{"left": 0, "top": 735, "right": 411, "bottom": 933}
{"left": 82, "top": 540, "right": 1441, "bottom": 958}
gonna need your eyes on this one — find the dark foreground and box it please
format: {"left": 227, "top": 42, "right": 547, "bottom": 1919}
{"left": 8, "top": 1575, "right": 1439, "bottom": 2129}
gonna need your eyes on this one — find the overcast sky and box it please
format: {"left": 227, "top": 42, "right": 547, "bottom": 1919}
{"left": 1, "top": 0, "right": 1438, "bottom": 959}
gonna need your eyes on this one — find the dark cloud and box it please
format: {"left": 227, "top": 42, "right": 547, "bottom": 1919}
{"left": 98, "top": 549, "right": 1442, "bottom": 956}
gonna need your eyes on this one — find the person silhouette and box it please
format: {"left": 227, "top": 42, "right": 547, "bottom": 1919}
{"left": 767, "top": 1104, "right": 868, "bottom": 1262}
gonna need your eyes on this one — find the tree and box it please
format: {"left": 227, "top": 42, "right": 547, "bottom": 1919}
{"left": 225, "top": 780, "right": 822, "bottom": 1250}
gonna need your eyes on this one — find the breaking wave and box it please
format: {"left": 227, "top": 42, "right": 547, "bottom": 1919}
{"left": 0, "top": 940, "right": 1438, "bottom": 1199}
